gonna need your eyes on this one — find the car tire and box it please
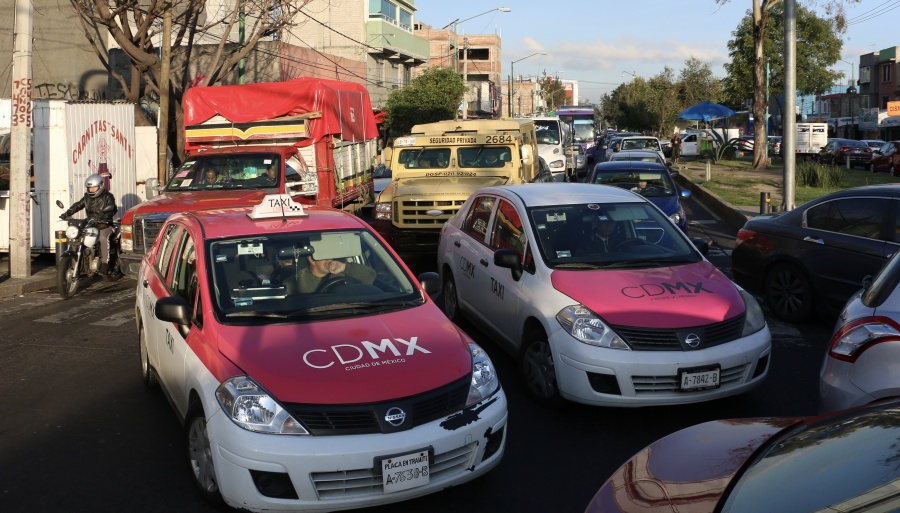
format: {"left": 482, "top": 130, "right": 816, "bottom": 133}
{"left": 442, "top": 272, "right": 462, "bottom": 324}
{"left": 139, "top": 324, "right": 158, "bottom": 388}
{"left": 870, "top": 162, "right": 877, "bottom": 173}
{"left": 891, "top": 164, "right": 897, "bottom": 177}
{"left": 831, "top": 156, "right": 837, "bottom": 167}
{"left": 185, "top": 404, "right": 224, "bottom": 506}
{"left": 764, "top": 263, "right": 814, "bottom": 323}
{"left": 518, "top": 330, "right": 563, "bottom": 408}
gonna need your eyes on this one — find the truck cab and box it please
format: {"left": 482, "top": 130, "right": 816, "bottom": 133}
{"left": 373, "top": 119, "right": 543, "bottom": 251}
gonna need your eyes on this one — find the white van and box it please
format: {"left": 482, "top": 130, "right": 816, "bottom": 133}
{"left": 532, "top": 116, "right": 572, "bottom": 181}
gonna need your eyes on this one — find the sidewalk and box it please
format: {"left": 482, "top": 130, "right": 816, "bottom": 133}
{"left": 0, "top": 253, "right": 58, "bottom": 298}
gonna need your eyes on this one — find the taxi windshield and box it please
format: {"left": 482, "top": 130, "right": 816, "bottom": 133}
{"left": 166, "top": 153, "right": 282, "bottom": 191}
{"left": 208, "top": 229, "right": 422, "bottom": 321}
{"left": 528, "top": 202, "right": 700, "bottom": 268}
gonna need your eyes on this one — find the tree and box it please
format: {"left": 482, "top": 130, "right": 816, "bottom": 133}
{"left": 716, "top": 0, "right": 857, "bottom": 169}
{"left": 384, "top": 68, "right": 465, "bottom": 136}
{"left": 540, "top": 75, "right": 567, "bottom": 112}
{"left": 70, "top": 0, "right": 310, "bottom": 159}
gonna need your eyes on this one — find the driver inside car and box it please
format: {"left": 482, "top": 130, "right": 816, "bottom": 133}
{"left": 295, "top": 254, "right": 376, "bottom": 293}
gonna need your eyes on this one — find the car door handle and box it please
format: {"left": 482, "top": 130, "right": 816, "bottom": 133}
{"left": 454, "top": 240, "right": 461, "bottom": 247}
{"left": 480, "top": 258, "right": 489, "bottom": 267}
{"left": 803, "top": 236, "right": 824, "bottom": 245}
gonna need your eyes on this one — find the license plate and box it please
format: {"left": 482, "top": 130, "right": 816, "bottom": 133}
{"left": 679, "top": 366, "right": 720, "bottom": 391}
{"left": 378, "top": 449, "right": 431, "bottom": 494}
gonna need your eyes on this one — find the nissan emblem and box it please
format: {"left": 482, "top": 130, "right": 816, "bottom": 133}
{"left": 385, "top": 407, "right": 407, "bottom": 426}
{"left": 684, "top": 333, "right": 701, "bottom": 348}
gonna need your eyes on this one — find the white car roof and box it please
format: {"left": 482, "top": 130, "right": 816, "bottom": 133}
{"left": 610, "top": 149, "right": 662, "bottom": 157}
{"left": 485, "top": 183, "right": 644, "bottom": 208}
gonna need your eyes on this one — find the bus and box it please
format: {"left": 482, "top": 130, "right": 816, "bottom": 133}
{"left": 556, "top": 105, "right": 597, "bottom": 160}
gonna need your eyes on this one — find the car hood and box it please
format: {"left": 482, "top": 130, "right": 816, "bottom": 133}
{"left": 216, "top": 305, "right": 473, "bottom": 404}
{"left": 551, "top": 260, "right": 745, "bottom": 327}
{"left": 585, "top": 418, "right": 799, "bottom": 513}
{"left": 127, "top": 189, "right": 267, "bottom": 216}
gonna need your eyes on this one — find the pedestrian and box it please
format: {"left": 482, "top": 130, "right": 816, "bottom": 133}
{"left": 670, "top": 133, "right": 682, "bottom": 165}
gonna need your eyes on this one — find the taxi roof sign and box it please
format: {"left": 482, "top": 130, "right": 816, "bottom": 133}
{"left": 248, "top": 194, "right": 308, "bottom": 220}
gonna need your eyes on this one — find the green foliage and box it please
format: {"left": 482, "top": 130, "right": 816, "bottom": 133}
{"left": 541, "top": 76, "right": 568, "bottom": 112}
{"left": 721, "top": 3, "right": 843, "bottom": 106}
{"left": 797, "top": 161, "right": 844, "bottom": 188}
{"left": 384, "top": 68, "right": 465, "bottom": 136}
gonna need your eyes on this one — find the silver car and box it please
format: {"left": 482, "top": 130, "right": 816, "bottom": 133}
{"left": 819, "top": 250, "right": 900, "bottom": 413}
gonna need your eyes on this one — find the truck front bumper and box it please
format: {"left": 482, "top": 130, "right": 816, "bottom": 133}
{"left": 372, "top": 219, "right": 442, "bottom": 252}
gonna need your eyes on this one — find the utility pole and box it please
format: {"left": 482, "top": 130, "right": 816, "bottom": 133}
{"left": 783, "top": 0, "right": 796, "bottom": 211}
{"left": 462, "top": 38, "right": 468, "bottom": 120}
{"left": 157, "top": 3, "right": 171, "bottom": 185}
{"left": 10, "top": 0, "right": 34, "bottom": 278}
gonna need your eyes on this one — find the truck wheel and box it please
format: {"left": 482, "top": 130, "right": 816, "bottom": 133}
{"left": 764, "top": 263, "right": 814, "bottom": 323}
{"left": 185, "top": 404, "right": 224, "bottom": 505}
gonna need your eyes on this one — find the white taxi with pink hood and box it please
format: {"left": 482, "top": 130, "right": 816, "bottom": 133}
{"left": 135, "top": 195, "right": 506, "bottom": 511}
{"left": 437, "top": 183, "right": 771, "bottom": 407}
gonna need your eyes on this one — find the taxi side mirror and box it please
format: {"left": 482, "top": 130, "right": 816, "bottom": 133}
{"left": 418, "top": 271, "right": 440, "bottom": 295}
{"left": 690, "top": 237, "right": 709, "bottom": 256}
{"left": 494, "top": 249, "right": 523, "bottom": 281}
{"left": 155, "top": 296, "right": 191, "bottom": 326}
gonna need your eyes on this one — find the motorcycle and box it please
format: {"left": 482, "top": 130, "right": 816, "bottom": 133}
{"left": 55, "top": 200, "right": 122, "bottom": 299}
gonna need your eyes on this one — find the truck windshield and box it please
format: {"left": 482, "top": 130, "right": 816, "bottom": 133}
{"left": 166, "top": 153, "right": 281, "bottom": 191}
{"left": 458, "top": 147, "right": 511, "bottom": 168}
{"left": 397, "top": 148, "right": 451, "bottom": 169}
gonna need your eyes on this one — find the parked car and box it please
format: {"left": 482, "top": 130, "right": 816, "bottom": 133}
{"left": 868, "top": 140, "right": 900, "bottom": 175}
{"left": 737, "top": 135, "right": 754, "bottom": 153}
{"left": 768, "top": 135, "right": 782, "bottom": 156}
{"left": 585, "top": 160, "right": 691, "bottom": 232}
{"left": 136, "top": 194, "right": 507, "bottom": 511}
{"left": 732, "top": 185, "right": 900, "bottom": 323}
{"left": 862, "top": 139, "right": 887, "bottom": 149}
{"left": 817, "top": 138, "right": 873, "bottom": 168}
{"left": 819, "top": 250, "right": 900, "bottom": 413}
{"left": 584, "top": 397, "right": 900, "bottom": 513}
{"left": 437, "top": 183, "right": 771, "bottom": 408}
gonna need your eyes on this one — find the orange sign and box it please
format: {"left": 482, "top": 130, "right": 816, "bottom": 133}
{"left": 889, "top": 101, "right": 900, "bottom": 116}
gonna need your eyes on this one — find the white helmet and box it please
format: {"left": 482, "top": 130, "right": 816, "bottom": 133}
{"left": 85, "top": 174, "right": 105, "bottom": 198}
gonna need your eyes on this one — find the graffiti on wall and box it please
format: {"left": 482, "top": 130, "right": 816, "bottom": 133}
{"left": 33, "top": 83, "right": 124, "bottom": 101}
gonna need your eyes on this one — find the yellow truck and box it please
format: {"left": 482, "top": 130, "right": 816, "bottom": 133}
{"left": 373, "top": 119, "right": 548, "bottom": 251}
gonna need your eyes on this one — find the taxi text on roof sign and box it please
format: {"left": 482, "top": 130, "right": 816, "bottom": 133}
{"left": 248, "top": 194, "right": 308, "bottom": 219}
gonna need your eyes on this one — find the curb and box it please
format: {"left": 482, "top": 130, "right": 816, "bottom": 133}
{"left": 672, "top": 171, "right": 753, "bottom": 230}
{"left": 0, "top": 266, "right": 57, "bottom": 298}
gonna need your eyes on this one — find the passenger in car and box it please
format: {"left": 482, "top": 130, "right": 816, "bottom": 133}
{"left": 294, "top": 255, "right": 376, "bottom": 293}
{"left": 575, "top": 214, "right": 626, "bottom": 255}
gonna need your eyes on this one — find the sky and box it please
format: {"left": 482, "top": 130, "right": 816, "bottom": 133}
{"left": 418, "top": 0, "right": 899, "bottom": 104}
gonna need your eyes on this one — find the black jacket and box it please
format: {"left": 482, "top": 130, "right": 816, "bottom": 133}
{"left": 65, "top": 190, "right": 117, "bottom": 223}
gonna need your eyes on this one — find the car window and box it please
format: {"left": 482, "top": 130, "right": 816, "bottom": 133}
{"left": 462, "top": 195, "right": 496, "bottom": 242}
{"left": 155, "top": 224, "right": 183, "bottom": 282}
{"left": 806, "top": 198, "right": 888, "bottom": 239}
{"left": 171, "top": 234, "right": 199, "bottom": 320}
{"left": 490, "top": 199, "right": 533, "bottom": 270}
{"left": 166, "top": 153, "right": 283, "bottom": 191}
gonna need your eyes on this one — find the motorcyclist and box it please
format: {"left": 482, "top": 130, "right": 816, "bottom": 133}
{"left": 60, "top": 173, "right": 119, "bottom": 277}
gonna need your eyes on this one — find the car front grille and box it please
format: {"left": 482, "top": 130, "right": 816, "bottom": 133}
{"left": 632, "top": 362, "right": 752, "bottom": 394}
{"left": 611, "top": 314, "right": 745, "bottom": 351}
{"left": 286, "top": 376, "right": 470, "bottom": 436}
{"left": 310, "top": 442, "right": 477, "bottom": 500}
{"left": 132, "top": 213, "right": 170, "bottom": 253}
{"left": 394, "top": 199, "right": 466, "bottom": 228}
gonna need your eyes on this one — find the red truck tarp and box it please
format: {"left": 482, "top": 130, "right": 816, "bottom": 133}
{"left": 183, "top": 77, "right": 379, "bottom": 144}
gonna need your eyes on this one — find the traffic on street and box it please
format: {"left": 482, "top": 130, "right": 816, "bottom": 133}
{"left": 0, "top": 192, "right": 832, "bottom": 513}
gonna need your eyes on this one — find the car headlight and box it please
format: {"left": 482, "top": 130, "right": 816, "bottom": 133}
{"left": 374, "top": 202, "right": 392, "bottom": 221}
{"left": 556, "top": 305, "right": 630, "bottom": 349}
{"left": 739, "top": 289, "right": 767, "bottom": 336}
{"left": 669, "top": 208, "right": 685, "bottom": 226}
{"left": 466, "top": 343, "right": 500, "bottom": 406}
{"left": 216, "top": 376, "right": 309, "bottom": 435}
{"left": 549, "top": 159, "right": 565, "bottom": 169}
{"left": 65, "top": 225, "right": 81, "bottom": 239}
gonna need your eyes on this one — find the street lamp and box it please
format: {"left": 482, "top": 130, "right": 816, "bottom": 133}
{"left": 621, "top": 70, "right": 637, "bottom": 80}
{"left": 443, "top": 7, "right": 511, "bottom": 119}
{"left": 509, "top": 52, "right": 546, "bottom": 117}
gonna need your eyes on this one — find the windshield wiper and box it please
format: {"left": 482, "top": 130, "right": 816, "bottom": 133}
{"left": 602, "top": 258, "right": 693, "bottom": 269}
{"left": 293, "top": 300, "right": 422, "bottom": 315}
{"left": 554, "top": 262, "right": 607, "bottom": 269}
{"left": 225, "top": 311, "right": 290, "bottom": 319}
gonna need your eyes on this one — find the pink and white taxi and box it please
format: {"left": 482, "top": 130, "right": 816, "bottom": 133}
{"left": 135, "top": 195, "right": 506, "bottom": 511}
{"left": 437, "top": 183, "right": 771, "bottom": 407}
